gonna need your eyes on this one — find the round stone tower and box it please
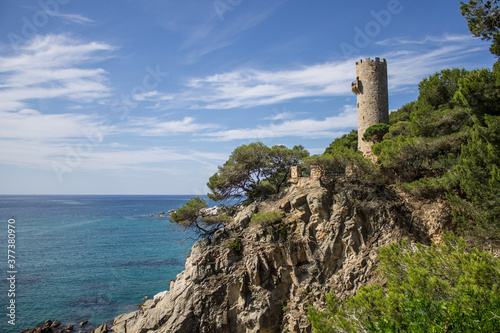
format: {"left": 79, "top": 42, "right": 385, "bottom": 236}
{"left": 351, "top": 57, "right": 389, "bottom": 159}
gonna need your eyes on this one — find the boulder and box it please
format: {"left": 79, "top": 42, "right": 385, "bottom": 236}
{"left": 91, "top": 323, "right": 108, "bottom": 333}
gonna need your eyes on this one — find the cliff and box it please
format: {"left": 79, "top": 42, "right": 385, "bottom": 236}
{"left": 111, "top": 178, "right": 450, "bottom": 333}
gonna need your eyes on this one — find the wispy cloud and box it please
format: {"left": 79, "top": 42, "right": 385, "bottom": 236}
{"left": 0, "top": 137, "right": 227, "bottom": 171}
{"left": 124, "top": 116, "right": 220, "bottom": 136}
{"left": 147, "top": 33, "right": 489, "bottom": 111}
{"left": 69, "top": 148, "right": 228, "bottom": 171}
{"left": 0, "top": 34, "right": 114, "bottom": 112}
{"left": 384, "top": 34, "right": 490, "bottom": 91}
{"left": 181, "top": 4, "right": 281, "bottom": 62}
{"left": 51, "top": 12, "right": 95, "bottom": 24}
{"left": 202, "top": 105, "right": 357, "bottom": 141}
{"left": 0, "top": 108, "right": 106, "bottom": 140}
{"left": 178, "top": 60, "right": 354, "bottom": 109}
{"left": 376, "top": 34, "right": 474, "bottom": 46}
{"left": 263, "top": 109, "right": 306, "bottom": 121}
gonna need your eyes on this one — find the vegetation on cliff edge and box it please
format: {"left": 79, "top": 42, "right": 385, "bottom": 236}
{"left": 308, "top": 235, "right": 500, "bottom": 332}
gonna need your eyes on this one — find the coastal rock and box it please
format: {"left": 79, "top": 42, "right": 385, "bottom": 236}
{"left": 200, "top": 206, "right": 220, "bottom": 217}
{"left": 111, "top": 180, "right": 450, "bottom": 333}
{"left": 91, "top": 323, "right": 108, "bottom": 333}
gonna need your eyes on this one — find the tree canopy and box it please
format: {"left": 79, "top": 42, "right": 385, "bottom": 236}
{"left": 461, "top": 0, "right": 500, "bottom": 55}
{"left": 207, "top": 143, "right": 309, "bottom": 202}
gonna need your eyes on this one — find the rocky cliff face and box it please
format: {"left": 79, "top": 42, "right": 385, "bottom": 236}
{"left": 111, "top": 179, "right": 451, "bottom": 333}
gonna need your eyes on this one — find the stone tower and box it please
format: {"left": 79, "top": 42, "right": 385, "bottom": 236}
{"left": 351, "top": 57, "right": 389, "bottom": 159}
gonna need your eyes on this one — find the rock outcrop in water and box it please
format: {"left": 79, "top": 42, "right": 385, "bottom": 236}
{"left": 111, "top": 178, "right": 450, "bottom": 333}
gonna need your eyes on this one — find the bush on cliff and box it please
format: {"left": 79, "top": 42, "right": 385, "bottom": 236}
{"left": 308, "top": 131, "right": 381, "bottom": 182}
{"left": 308, "top": 235, "right": 500, "bottom": 333}
{"left": 249, "top": 211, "right": 284, "bottom": 226}
{"left": 169, "top": 197, "right": 229, "bottom": 239}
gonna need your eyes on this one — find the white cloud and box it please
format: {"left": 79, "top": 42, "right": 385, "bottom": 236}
{"left": 0, "top": 137, "right": 227, "bottom": 172}
{"left": 376, "top": 34, "right": 474, "bottom": 46}
{"left": 264, "top": 110, "right": 301, "bottom": 121}
{"left": 0, "top": 109, "right": 106, "bottom": 140}
{"left": 202, "top": 105, "right": 357, "bottom": 141}
{"left": 385, "top": 35, "right": 490, "bottom": 91}
{"left": 179, "top": 60, "right": 354, "bottom": 109}
{"left": 147, "top": 33, "right": 489, "bottom": 111}
{"left": 0, "top": 34, "right": 114, "bottom": 112}
{"left": 74, "top": 148, "right": 228, "bottom": 171}
{"left": 51, "top": 13, "right": 95, "bottom": 24}
{"left": 124, "top": 116, "right": 220, "bottom": 136}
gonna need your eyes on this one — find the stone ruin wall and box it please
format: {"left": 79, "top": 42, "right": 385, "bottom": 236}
{"left": 289, "top": 165, "right": 324, "bottom": 185}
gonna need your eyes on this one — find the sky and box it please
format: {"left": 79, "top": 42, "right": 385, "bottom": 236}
{"left": 0, "top": 0, "right": 496, "bottom": 195}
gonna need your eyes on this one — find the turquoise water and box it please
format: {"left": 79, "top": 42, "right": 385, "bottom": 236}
{"left": 0, "top": 195, "right": 198, "bottom": 333}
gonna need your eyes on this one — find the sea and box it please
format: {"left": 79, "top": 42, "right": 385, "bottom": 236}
{"left": 0, "top": 195, "right": 203, "bottom": 333}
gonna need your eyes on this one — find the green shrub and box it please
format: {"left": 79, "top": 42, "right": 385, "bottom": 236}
{"left": 250, "top": 211, "right": 284, "bottom": 226}
{"left": 227, "top": 236, "right": 243, "bottom": 255}
{"left": 399, "top": 177, "right": 448, "bottom": 198}
{"left": 308, "top": 235, "right": 500, "bottom": 332}
{"left": 362, "top": 123, "right": 391, "bottom": 142}
{"left": 304, "top": 147, "right": 381, "bottom": 181}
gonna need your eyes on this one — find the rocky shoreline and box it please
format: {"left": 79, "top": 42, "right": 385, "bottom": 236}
{"left": 21, "top": 179, "right": 450, "bottom": 333}
{"left": 19, "top": 319, "right": 112, "bottom": 333}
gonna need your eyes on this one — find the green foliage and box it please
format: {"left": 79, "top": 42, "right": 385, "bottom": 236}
{"left": 267, "top": 144, "right": 310, "bottom": 195}
{"left": 374, "top": 133, "right": 466, "bottom": 175}
{"left": 305, "top": 147, "right": 380, "bottom": 181}
{"left": 417, "top": 68, "right": 469, "bottom": 110}
{"left": 448, "top": 115, "right": 500, "bottom": 244}
{"left": 454, "top": 67, "right": 500, "bottom": 123}
{"left": 460, "top": 0, "right": 500, "bottom": 56}
{"left": 313, "top": 130, "right": 381, "bottom": 181}
{"left": 389, "top": 101, "right": 414, "bottom": 124}
{"left": 383, "top": 120, "right": 411, "bottom": 140}
{"left": 250, "top": 211, "right": 284, "bottom": 226}
{"left": 207, "top": 143, "right": 308, "bottom": 203}
{"left": 324, "top": 130, "right": 358, "bottom": 154}
{"left": 169, "top": 197, "right": 227, "bottom": 239}
{"left": 227, "top": 236, "right": 243, "bottom": 255}
{"left": 411, "top": 106, "right": 472, "bottom": 138}
{"left": 399, "top": 177, "right": 448, "bottom": 198}
{"left": 368, "top": 60, "right": 500, "bottom": 246}
{"left": 362, "top": 123, "right": 391, "bottom": 142}
{"left": 308, "top": 235, "right": 500, "bottom": 332}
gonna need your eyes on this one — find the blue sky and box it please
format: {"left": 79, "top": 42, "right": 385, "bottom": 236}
{"left": 0, "top": 0, "right": 496, "bottom": 195}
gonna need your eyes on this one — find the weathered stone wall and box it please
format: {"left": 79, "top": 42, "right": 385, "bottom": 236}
{"left": 353, "top": 57, "right": 389, "bottom": 157}
{"left": 310, "top": 165, "right": 325, "bottom": 180}
{"left": 291, "top": 166, "right": 300, "bottom": 179}
{"left": 289, "top": 165, "right": 324, "bottom": 186}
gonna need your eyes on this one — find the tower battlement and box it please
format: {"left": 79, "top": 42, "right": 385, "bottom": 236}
{"left": 352, "top": 57, "right": 389, "bottom": 159}
{"left": 355, "top": 57, "right": 387, "bottom": 66}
